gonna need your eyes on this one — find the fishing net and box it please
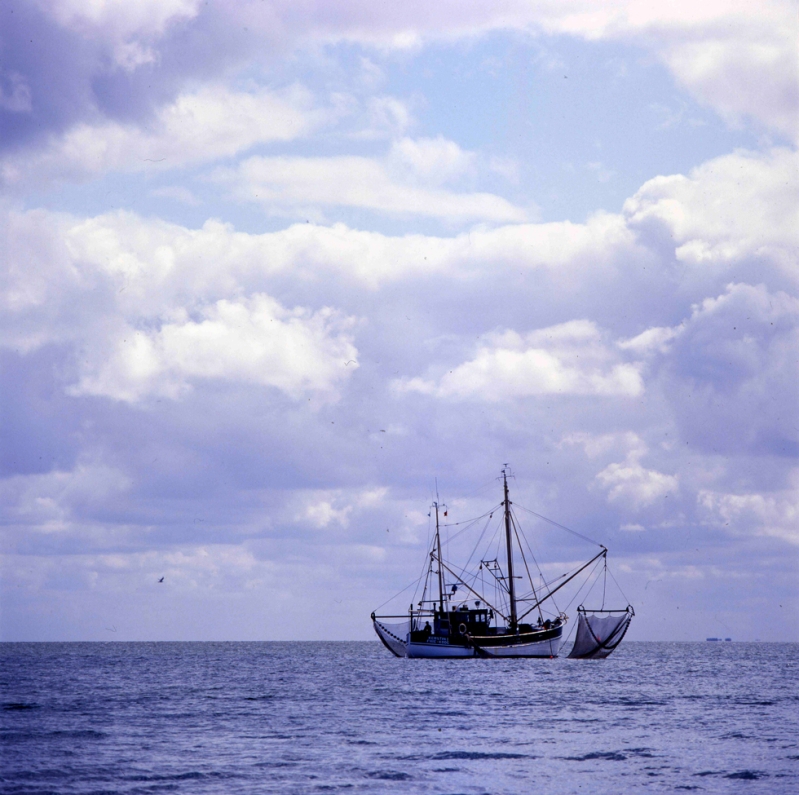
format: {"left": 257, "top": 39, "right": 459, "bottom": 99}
{"left": 567, "top": 608, "right": 633, "bottom": 659}
{"left": 373, "top": 618, "right": 411, "bottom": 657}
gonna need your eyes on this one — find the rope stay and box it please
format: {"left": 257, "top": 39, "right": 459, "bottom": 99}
{"left": 513, "top": 502, "right": 605, "bottom": 548}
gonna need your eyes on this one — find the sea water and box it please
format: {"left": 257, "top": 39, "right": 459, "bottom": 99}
{"left": 1, "top": 642, "right": 797, "bottom": 794}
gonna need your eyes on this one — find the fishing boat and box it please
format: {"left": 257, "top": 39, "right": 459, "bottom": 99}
{"left": 372, "top": 468, "right": 633, "bottom": 659}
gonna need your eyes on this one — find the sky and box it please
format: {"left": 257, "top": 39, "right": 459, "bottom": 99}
{"left": 1, "top": 0, "right": 797, "bottom": 643}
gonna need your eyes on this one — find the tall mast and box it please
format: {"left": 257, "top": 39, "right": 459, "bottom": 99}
{"left": 434, "top": 501, "right": 445, "bottom": 616}
{"left": 503, "top": 468, "right": 517, "bottom": 630}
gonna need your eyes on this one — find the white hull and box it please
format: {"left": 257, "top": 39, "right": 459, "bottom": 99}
{"left": 405, "top": 633, "right": 563, "bottom": 659}
{"left": 407, "top": 640, "right": 475, "bottom": 658}
{"left": 474, "top": 635, "right": 562, "bottom": 658}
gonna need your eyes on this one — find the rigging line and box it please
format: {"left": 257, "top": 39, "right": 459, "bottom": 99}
{"left": 415, "top": 543, "right": 434, "bottom": 609}
{"left": 411, "top": 541, "right": 430, "bottom": 607}
{"left": 435, "top": 555, "right": 507, "bottom": 619}
{"left": 439, "top": 503, "right": 503, "bottom": 528}
{"left": 452, "top": 553, "right": 485, "bottom": 604}
{"left": 535, "top": 553, "right": 609, "bottom": 591}
{"left": 414, "top": 508, "right": 437, "bottom": 609}
{"left": 513, "top": 503, "right": 604, "bottom": 548}
{"left": 412, "top": 529, "right": 440, "bottom": 610}
{"left": 412, "top": 559, "right": 433, "bottom": 612}
{"left": 461, "top": 511, "right": 497, "bottom": 574}
{"left": 441, "top": 512, "right": 495, "bottom": 550}
{"left": 606, "top": 561, "right": 631, "bottom": 605}
{"left": 483, "top": 559, "right": 509, "bottom": 594}
{"left": 484, "top": 522, "right": 506, "bottom": 614}
{"left": 562, "top": 616, "right": 579, "bottom": 648}
{"left": 511, "top": 508, "right": 561, "bottom": 615}
{"left": 373, "top": 572, "right": 426, "bottom": 613}
{"left": 511, "top": 507, "right": 547, "bottom": 587}
{"left": 563, "top": 558, "right": 604, "bottom": 613}
{"left": 442, "top": 476, "right": 503, "bottom": 509}
{"left": 510, "top": 513, "right": 543, "bottom": 622}
{"left": 489, "top": 518, "right": 503, "bottom": 567}
{"left": 516, "top": 548, "right": 607, "bottom": 622}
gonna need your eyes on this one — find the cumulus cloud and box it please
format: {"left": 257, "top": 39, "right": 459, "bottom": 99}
{"left": 395, "top": 320, "right": 644, "bottom": 400}
{"left": 657, "top": 20, "right": 798, "bottom": 140}
{"left": 1, "top": 84, "right": 319, "bottom": 188}
{"left": 1, "top": 209, "right": 359, "bottom": 404}
{"left": 20, "top": 204, "right": 632, "bottom": 296}
{"left": 69, "top": 295, "right": 358, "bottom": 403}
{"left": 625, "top": 148, "right": 799, "bottom": 279}
{"left": 564, "top": 431, "right": 678, "bottom": 510}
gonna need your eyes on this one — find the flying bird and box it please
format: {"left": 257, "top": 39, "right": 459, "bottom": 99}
{"left": 158, "top": 577, "right": 164, "bottom": 583}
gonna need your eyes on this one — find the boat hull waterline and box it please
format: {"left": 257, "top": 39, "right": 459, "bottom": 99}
{"left": 374, "top": 618, "right": 563, "bottom": 658}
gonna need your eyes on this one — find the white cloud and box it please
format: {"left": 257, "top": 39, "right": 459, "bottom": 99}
{"left": 219, "top": 144, "right": 530, "bottom": 223}
{"left": 395, "top": 320, "right": 644, "bottom": 400}
{"left": 565, "top": 431, "right": 679, "bottom": 509}
{"left": 302, "top": 500, "right": 353, "bottom": 529}
{"left": 387, "top": 136, "right": 475, "bottom": 186}
{"left": 69, "top": 295, "right": 359, "bottom": 403}
{"left": 658, "top": 25, "right": 798, "bottom": 140}
{"left": 596, "top": 457, "right": 679, "bottom": 509}
{"left": 619, "top": 325, "right": 681, "bottom": 356}
{"left": 624, "top": 148, "right": 799, "bottom": 278}
{"left": 699, "top": 480, "right": 799, "bottom": 545}
{"left": 293, "top": 486, "right": 389, "bottom": 530}
{"left": 1, "top": 84, "right": 318, "bottom": 187}
{"left": 57, "top": 206, "right": 632, "bottom": 292}
{"left": 0, "top": 461, "right": 132, "bottom": 532}
{"left": 45, "top": 0, "right": 201, "bottom": 40}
